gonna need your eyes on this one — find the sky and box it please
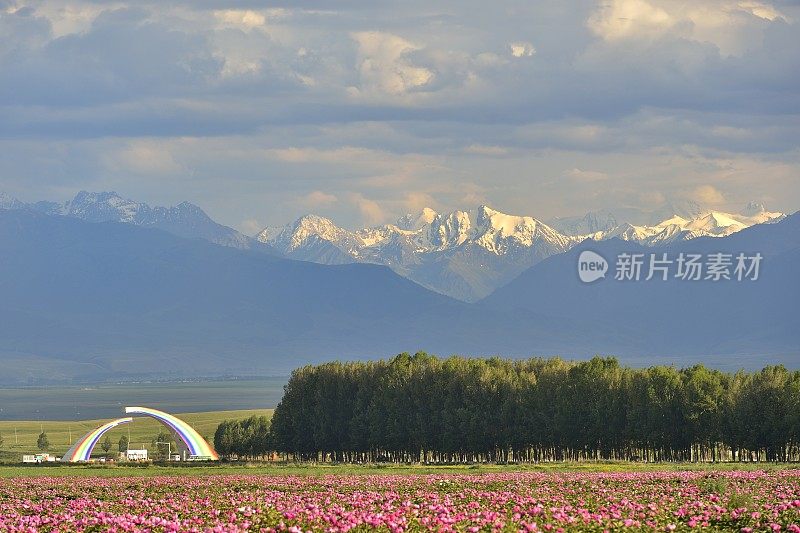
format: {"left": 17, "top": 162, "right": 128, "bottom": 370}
{"left": 0, "top": 0, "right": 798, "bottom": 232}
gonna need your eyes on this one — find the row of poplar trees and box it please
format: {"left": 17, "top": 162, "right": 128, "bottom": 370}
{"left": 269, "top": 352, "right": 800, "bottom": 463}
{"left": 214, "top": 415, "right": 271, "bottom": 459}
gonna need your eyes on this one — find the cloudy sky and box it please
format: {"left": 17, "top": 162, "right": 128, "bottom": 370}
{"left": 1, "top": 0, "right": 798, "bottom": 231}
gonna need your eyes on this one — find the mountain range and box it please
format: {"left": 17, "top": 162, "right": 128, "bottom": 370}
{"left": 485, "top": 215, "right": 800, "bottom": 366}
{"left": 0, "top": 191, "right": 275, "bottom": 253}
{"left": 2, "top": 191, "right": 783, "bottom": 302}
{"left": 0, "top": 191, "right": 796, "bottom": 384}
{"left": 0, "top": 207, "right": 606, "bottom": 383}
{"left": 257, "top": 202, "right": 784, "bottom": 301}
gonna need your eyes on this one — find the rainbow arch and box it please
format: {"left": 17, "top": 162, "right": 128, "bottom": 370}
{"left": 62, "top": 417, "right": 133, "bottom": 462}
{"left": 125, "top": 406, "right": 218, "bottom": 460}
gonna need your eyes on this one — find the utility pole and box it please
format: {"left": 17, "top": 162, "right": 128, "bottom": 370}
{"left": 14, "top": 427, "right": 18, "bottom": 445}
{"left": 68, "top": 426, "right": 72, "bottom": 445}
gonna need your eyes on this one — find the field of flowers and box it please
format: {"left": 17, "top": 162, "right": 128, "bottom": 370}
{"left": 1, "top": 469, "right": 799, "bottom": 532}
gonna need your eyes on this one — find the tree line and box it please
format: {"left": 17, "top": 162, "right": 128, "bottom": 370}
{"left": 267, "top": 353, "right": 800, "bottom": 463}
{"left": 214, "top": 415, "right": 272, "bottom": 459}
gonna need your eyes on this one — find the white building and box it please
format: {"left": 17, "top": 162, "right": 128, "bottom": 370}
{"left": 125, "top": 449, "right": 148, "bottom": 461}
{"left": 23, "top": 454, "right": 57, "bottom": 463}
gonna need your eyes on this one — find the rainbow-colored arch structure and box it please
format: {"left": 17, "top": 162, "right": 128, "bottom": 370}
{"left": 62, "top": 417, "right": 133, "bottom": 462}
{"left": 125, "top": 406, "right": 218, "bottom": 460}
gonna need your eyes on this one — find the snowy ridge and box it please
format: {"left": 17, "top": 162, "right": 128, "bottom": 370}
{"left": 0, "top": 192, "right": 27, "bottom": 210}
{"left": 584, "top": 207, "right": 785, "bottom": 246}
{"left": 259, "top": 203, "right": 784, "bottom": 260}
{"left": 0, "top": 191, "right": 265, "bottom": 252}
{"left": 257, "top": 203, "right": 785, "bottom": 300}
{"left": 258, "top": 205, "right": 580, "bottom": 259}
{"left": 256, "top": 205, "right": 581, "bottom": 300}
{"left": 1, "top": 190, "right": 784, "bottom": 302}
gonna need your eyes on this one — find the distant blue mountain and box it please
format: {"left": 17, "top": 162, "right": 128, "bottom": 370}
{"left": 0, "top": 209, "right": 796, "bottom": 384}
{"left": 0, "top": 209, "right": 598, "bottom": 383}
{"left": 4, "top": 190, "right": 277, "bottom": 254}
{"left": 483, "top": 212, "right": 800, "bottom": 367}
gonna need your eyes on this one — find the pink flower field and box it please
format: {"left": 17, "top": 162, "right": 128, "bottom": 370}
{"left": 2, "top": 470, "right": 799, "bottom": 532}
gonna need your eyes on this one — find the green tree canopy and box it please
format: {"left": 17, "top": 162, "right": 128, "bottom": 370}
{"left": 267, "top": 353, "right": 800, "bottom": 464}
{"left": 37, "top": 431, "right": 50, "bottom": 452}
{"left": 100, "top": 435, "right": 112, "bottom": 455}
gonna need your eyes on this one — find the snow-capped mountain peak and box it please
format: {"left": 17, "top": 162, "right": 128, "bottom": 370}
{"left": 656, "top": 215, "right": 689, "bottom": 227}
{"left": 256, "top": 202, "right": 787, "bottom": 301}
{"left": 477, "top": 205, "right": 536, "bottom": 234}
{"left": 0, "top": 192, "right": 25, "bottom": 210}
{"left": 262, "top": 214, "right": 356, "bottom": 252}
{"left": 684, "top": 211, "right": 746, "bottom": 233}
{"left": 396, "top": 207, "right": 438, "bottom": 231}
{"left": 257, "top": 205, "right": 580, "bottom": 300}
{"left": 581, "top": 206, "right": 785, "bottom": 246}
{"left": 1, "top": 191, "right": 267, "bottom": 252}
{"left": 471, "top": 205, "right": 540, "bottom": 251}
{"left": 426, "top": 209, "right": 471, "bottom": 249}
{"left": 62, "top": 191, "right": 145, "bottom": 223}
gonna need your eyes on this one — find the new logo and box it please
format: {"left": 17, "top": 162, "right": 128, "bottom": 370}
{"left": 578, "top": 250, "right": 608, "bottom": 283}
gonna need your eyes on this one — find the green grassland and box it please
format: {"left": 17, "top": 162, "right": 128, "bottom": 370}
{"left": 0, "top": 409, "right": 273, "bottom": 462}
{"left": 0, "top": 459, "right": 795, "bottom": 479}
{"left": 1, "top": 408, "right": 797, "bottom": 479}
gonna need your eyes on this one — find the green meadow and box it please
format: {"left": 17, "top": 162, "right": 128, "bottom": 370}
{"left": 0, "top": 409, "right": 273, "bottom": 462}
{"left": 0, "top": 458, "right": 794, "bottom": 479}
{"left": 0, "top": 405, "right": 795, "bottom": 476}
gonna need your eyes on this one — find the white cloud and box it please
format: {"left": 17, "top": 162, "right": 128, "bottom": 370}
{"left": 459, "top": 183, "right": 490, "bottom": 208}
{"left": 298, "top": 190, "right": 338, "bottom": 208}
{"left": 711, "top": 126, "right": 752, "bottom": 139}
{"left": 214, "top": 10, "right": 266, "bottom": 29}
{"left": 567, "top": 168, "right": 609, "bottom": 181}
{"left": 240, "top": 218, "right": 263, "bottom": 234}
{"left": 349, "top": 31, "right": 434, "bottom": 98}
{"left": 219, "top": 57, "right": 262, "bottom": 77}
{"left": 106, "top": 141, "right": 184, "bottom": 175}
{"left": 473, "top": 52, "right": 508, "bottom": 68}
{"left": 587, "top": 0, "right": 790, "bottom": 55}
{"left": 637, "top": 190, "right": 667, "bottom": 207}
{"left": 464, "top": 144, "right": 509, "bottom": 156}
{"left": 349, "top": 192, "right": 385, "bottom": 225}
{"left": 691, "top": 184, "right": 726, "bottom": 205}
{"left": 588, "top": 0, "right": 673, "bottom": 41}
{"left": 403, "top": 191, "right": 439, "bottom": 213}
{"left": 738, "top": 1, "right": 788, "bottom": 21}
{"left": 509, "top": 42, "right": 536, "bottom": 58}
{"left": 1, "top": 0, "right": 798, "bottom": 228}
{"left": 265, "top": 146, "right": 377, "bottom": 163}
{"left": 33, "top": 3, "right": 109, "bottom": 37}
